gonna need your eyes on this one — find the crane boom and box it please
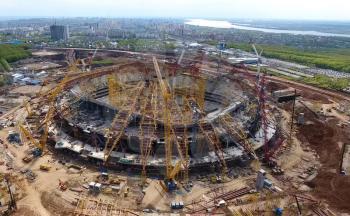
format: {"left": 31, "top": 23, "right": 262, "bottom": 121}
{"left": 153, "top": 57, "right": 170, "bottom": 99}
{"left": 153, "top": 56, "right": 173, "bottom": 178}
{"left": 18, "top": 125, "right": 41, "bottom": 150}
{"left": 169, "top": 160, "right": 183, "bottom": 180}
{"left": 104, "top": 82, "right": 145, "bottom": 163}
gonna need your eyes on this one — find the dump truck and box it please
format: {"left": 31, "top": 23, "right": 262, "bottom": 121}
{"left": 40, "top": 164, "right": 51, "bottom": 171}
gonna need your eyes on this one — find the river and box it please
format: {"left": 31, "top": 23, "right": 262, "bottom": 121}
{"left": 185, "top": 19, "right": 350, "bottom": 38}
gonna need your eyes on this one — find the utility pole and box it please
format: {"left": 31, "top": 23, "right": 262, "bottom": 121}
{"left": 289, "top": 89, "right": 297, "bottom": 145}
{"left": 4, "top": 175, "right": 17, "bottom": 213}
{"left": 294, "top": 195, "right": 302, "bottom": 215}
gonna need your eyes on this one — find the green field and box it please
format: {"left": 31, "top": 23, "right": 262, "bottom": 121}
{"left": 301, "top": 74, "right": 350, "bottom": 91}
{"left": 0, "top": 44, "right": 31, "bottom": 72}
{"left": 254, "top": 65, "right": 350, "bottom": 91}
{"left": 0, "top": 44, "right": 31, "bottom": 62}
{"left": 226, "top": 43, "right": 350, "bottom": 73}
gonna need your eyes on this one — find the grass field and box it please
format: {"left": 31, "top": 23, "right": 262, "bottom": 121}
{"left": 301, "top": 74, "right": 350, "bottom": 91}
{"left": 254, "top": 66, "right": 350, "bottom": 91}
{"left": 0, "top": 44, "right": 31, "bottom": 72}
{"left": 226, "top": 43, "right": 350, "bottom": 73}
{"left": 0, "top": 44, "right": 31, "bottom": 62}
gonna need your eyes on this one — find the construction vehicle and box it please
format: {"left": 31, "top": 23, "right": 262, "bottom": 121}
{"left": 272, "top": 167, "right": 285, "bottom": 175}
{"left": 210, "top": 175, "right": 223, "bottom": 184}
{"left": 7, "top": 131, "right": 20, "bottom": 143}
{"left": 40, "top": 164, "right": 51, "bottom": 171}
{"left": 58, "top": 179, "right": 67, "bottom": 191}
{"left": 124, "top": 186, "right": 130, "bottom": 197}
{"left": 19, "top": 125, "right": 43, "bottom": 162}
{"left": 273, "top": 207, "right": 284, "bottom": 216}
{"left": 109, "top": 177, "right": 121, "bottom": 185}
{"left": 170, "top": 201, "right": 184, "bottom": 210}
{"left": 22, "top": 155, "right": 34, "bottom": 163}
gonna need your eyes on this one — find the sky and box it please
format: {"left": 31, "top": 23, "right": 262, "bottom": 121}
{"left": 0, "top": 0, "right": 350, "bottom": 21}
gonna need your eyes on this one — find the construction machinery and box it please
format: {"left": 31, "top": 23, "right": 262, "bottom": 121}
{"left": 153, "top": 56, "right": 188, "bottom": 191}
{"left": 20, "top": 75, "right": 70, "bottom": 163}
{"left": 40, "top": 164, "right": 51, "bottom": 171}
{"left": 58, "top": 179, "right": 67, "bottom": 191}
{"left": 18, "top": 124, "right": 43, "bottom": 162}
{"left": 159, "top": 160, "right": 184, "bottom": 192}
{"left": 139, "top": 82, "right": 157, "bottom": 186}
{"left": 153, "top": 56, "right": 173, "bottom": 181}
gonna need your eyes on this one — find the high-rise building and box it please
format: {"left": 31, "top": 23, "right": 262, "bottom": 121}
{"left": 50, "top": 25, "right": 69, "bottom": 41}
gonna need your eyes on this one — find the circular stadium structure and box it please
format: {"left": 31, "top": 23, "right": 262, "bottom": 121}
{"left": 50, "top": 55, "right": 279, "bottom": 176}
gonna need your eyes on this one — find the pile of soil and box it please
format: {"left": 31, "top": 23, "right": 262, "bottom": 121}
{"left": 266, "top": 81, "right": 288, "bottom": 93}
{"left": 296, "top": 108, "right": 350, "bottom": 212}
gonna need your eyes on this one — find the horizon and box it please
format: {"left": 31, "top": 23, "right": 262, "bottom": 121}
{"left": 1, "top": 0, "right": 350, "bottom": 21}
{"left": 1, "top": 16, "right": 350, "bottom": 23}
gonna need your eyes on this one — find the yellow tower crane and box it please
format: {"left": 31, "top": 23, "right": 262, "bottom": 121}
{"left": 153, "top": 56, "right": 173, "bottom": 178}
{"left": 153, "top": 57, "right": 188, "bottom": 191}
{"left": 34, "top": 76, "right": 70, "bottom": 158}
{"left": 18, "top": 124, "right": 43, "bottom": 162}
{"left": 139, "top": 82, "right": 157, "bottom": 185}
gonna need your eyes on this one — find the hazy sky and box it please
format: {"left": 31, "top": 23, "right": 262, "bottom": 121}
{"left": 1, "top": 0, "right": 350, "bottom": 20}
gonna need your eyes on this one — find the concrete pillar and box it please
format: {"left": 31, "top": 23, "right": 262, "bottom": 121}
{"left": 256, "top": 169, "right": 266, "bottom": 191}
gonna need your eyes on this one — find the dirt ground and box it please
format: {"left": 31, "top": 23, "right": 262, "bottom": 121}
{"left": 296, "top": 104, "right": 350, "bottom": 212}
{"left": 266, "top": 78, "right": 350, "bottom": 214}
{"left": 10, "top": 85, "right": 53, "bottom": 96}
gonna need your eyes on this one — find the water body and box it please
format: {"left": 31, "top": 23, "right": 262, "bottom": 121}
{"left": 185, "top": 19, "right": 350, "bottom": 38}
